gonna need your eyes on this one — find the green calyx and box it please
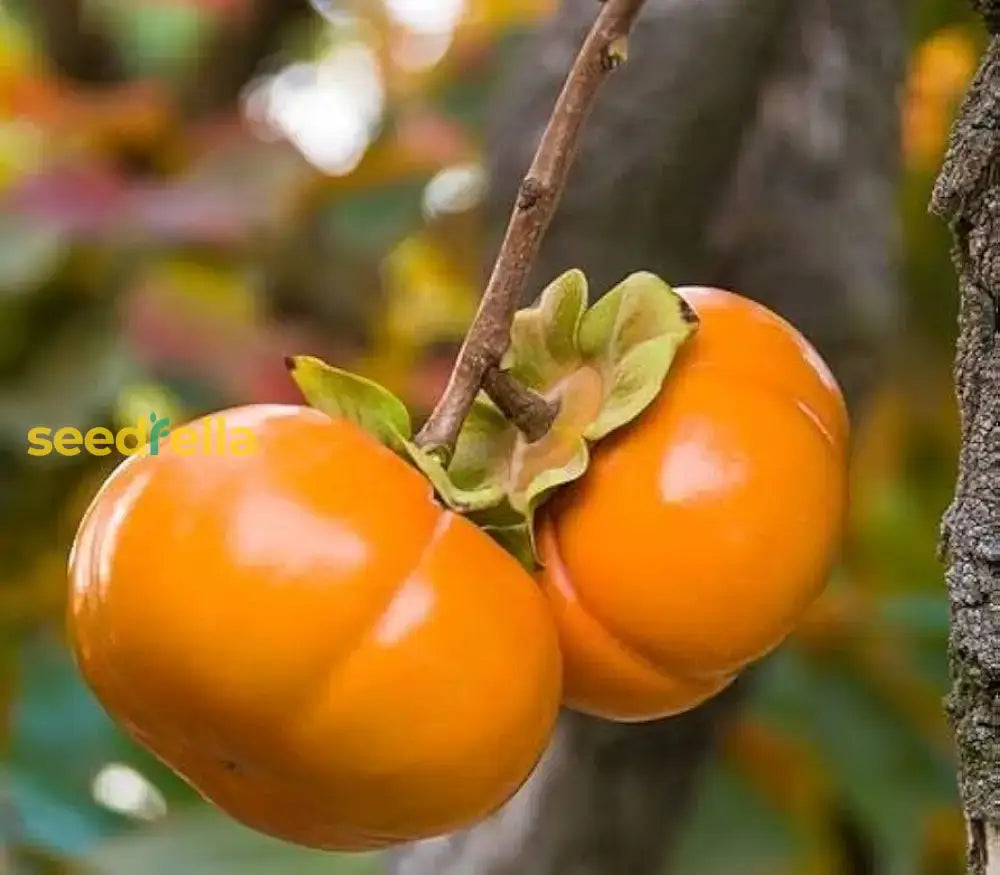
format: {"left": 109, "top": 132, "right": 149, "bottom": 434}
{"left": 289, "top": 269, "right": 698, "bottom": 568}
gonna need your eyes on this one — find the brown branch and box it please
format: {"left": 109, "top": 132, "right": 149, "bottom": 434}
{"left": 482, "top": 370, "right": 559, "bottom": 442}
{"left": 414, "top": 0, "right": 648, "bottom": 457}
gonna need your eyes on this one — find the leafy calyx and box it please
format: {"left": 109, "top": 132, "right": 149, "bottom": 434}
{"left": 289, "top": 270, "right": 697, "bottom": 568}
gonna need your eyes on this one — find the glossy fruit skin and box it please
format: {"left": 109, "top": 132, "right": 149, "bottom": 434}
{"left": 538, "top": 287, "right": 849, "bottom": 722}
{"left": 69, "top": 405, "right": 561, "bottom": 850}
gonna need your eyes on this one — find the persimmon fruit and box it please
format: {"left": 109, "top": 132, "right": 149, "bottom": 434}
{"left": 69, "top": 405, "right": 561, "bottom": 850}
{"left": 538, "top": 286, "right": 849, "bottom": 722}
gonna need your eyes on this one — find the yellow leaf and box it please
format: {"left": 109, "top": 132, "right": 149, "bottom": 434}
{"left": 465, "top": 0, "right": 556, "bottom": 30}
{"left": 380, "top": 232, "right": 477, "bottom": 346}
{"left": 139, "top": 258, "right": 261, "bottom": 326}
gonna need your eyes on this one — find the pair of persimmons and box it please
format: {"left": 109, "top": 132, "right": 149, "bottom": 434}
{"left": 68, "top": 285, "right": 847, "bottom": 851}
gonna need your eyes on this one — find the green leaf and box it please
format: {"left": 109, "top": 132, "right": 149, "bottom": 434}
{"left": 752, "top": 651, "right": 956, "bottom": 874}
{"left": 481, "top": 521, "right": 536, "bottom": 570}
{"left": 442, "top": 392, "right": 589, "bottom": 567}
{"left": 670, "top": 758, "right": 800, "bottom": 875}
{"left": 400, "top": 437, "right": 507, "bottom": 514}
{"left": 288, "top": 356, "right": 517, "bottom": 517}
{"left": 0, "top": 311, "right": 128, "bottom": 448}
{"left": 445, "top": 398, "right": 516, "bottom": 492}
{"left": 504, "top": 269, "right": 587, "bottom": 388}
{"left": 400, "top": 397, "right": 526, "bottom": 517}
{"left": 0, "top": 214, "right": 66, "bottom": 297}
{"left": 288, "top": 356, "right": 412, "bottom": 451}
{"left": 512, "top": 437, "right": 589, "bottom": 563}
{"left": 458, "top": 433, "right": 590, "bottom": 567}
{"left": 578, "top": 271, "right": 698, "bottom": 439}
{"left": 519, "top": 438, "right": 589, "bottom": 517}
{"left": 112, "top": 3, "right": 212, "bottom": 77}
{"left": 585, "top": 337, "right": 677, "bottom": 442}
{"left": 325, "top": 183, "right": 425, "bottom": 257}
{"left": 9, "top": 635, "right": 196, "bottom": 855}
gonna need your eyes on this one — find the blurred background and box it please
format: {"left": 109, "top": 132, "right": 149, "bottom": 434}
{"left": 0, "top": 0, "right": 984, "bottom": 872}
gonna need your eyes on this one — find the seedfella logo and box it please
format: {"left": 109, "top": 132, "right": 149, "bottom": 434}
{"left": 27, "top": 414, "right": 257, "bottom": 457}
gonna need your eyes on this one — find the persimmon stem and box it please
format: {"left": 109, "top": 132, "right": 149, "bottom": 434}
{"left": 482, "top": 370, "right": 559, "bottom": 443}
{"left": 414, "top": 0, "right": 649, "bottom": 459}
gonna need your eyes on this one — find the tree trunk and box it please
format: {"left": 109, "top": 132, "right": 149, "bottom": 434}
{"left": 390, "top": 0, "right": 903, "bottom": 872}
{"left": 931, "top": 6, "right": 1000, "bottom": 873}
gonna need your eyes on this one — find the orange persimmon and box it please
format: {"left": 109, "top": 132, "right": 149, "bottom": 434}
{"left": 69, "top": 405, "right": 561, "bottom": 849}
{"left": 538, "top": 287, "right": 848, "bottom": 722}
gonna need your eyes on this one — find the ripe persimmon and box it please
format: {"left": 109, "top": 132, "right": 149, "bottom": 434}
{"left": 69, "top": 405, "right": 561, "bottom": 849}
{"left": 538, "top": 287, "right": 849, "bottom": 722}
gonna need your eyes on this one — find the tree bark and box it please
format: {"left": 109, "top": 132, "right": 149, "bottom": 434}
{"left": 390, "top": 0, "right": 903, "bottom": 872}
{"left": 931, "top": 9, "right": 1000, "bottom": 874}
